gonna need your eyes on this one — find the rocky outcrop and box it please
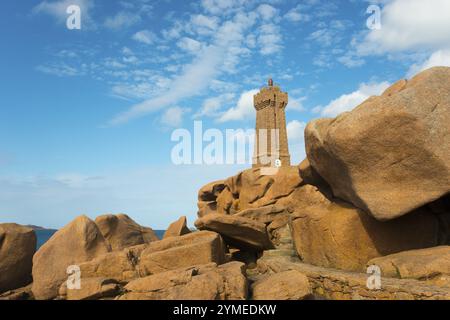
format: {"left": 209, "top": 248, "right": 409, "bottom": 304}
{"left": 290, "top": 185, "right": 441, "bottom": 272}
{"left": 197, "top": 167, "right": 301, "bottom": 217}
{"left": 258, "top": 255, "right": 450, "bottom": 300}
{"left": 368, "top": 246, "right": 450, "bottom": 287}
{"left": 252, "top": 270, "right": 312, "bottom": 300}
{"left": 95, "top": 214, "right": 158, "bottom": 251}
{"left": 118, "top": 262, "right": 247, "bottom": 300}
{"left": 195, "top": 214, "right": 273, "bottom": 251}
{"left": 163, "top": 216, "right": 191, "bottom": 239}
{"left": 78, "top": 231, "right": 227, "bottom": 281}
{"left": 139, "top": 231, "right": 226, "bottom": 275}
{"left": 32, "top": 215, "right": 111, "bottom": 300}
{"left": 0, "top": 224, "right": 36, "bottom": 293}
{"left": 305, "top": 67, "right": 450, "bottom": 221}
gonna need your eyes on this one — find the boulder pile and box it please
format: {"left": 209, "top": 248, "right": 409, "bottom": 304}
{"left": 1, "top": 67, "right": 449, "bottom": 300}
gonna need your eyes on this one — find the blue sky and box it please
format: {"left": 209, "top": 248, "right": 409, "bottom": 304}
{"left": 1, "top": 0, "right": 449, "bottom": 229}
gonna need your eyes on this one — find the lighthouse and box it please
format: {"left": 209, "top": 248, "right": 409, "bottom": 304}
{"left": 252, "top": 79, "right": 291, "bottom": 168}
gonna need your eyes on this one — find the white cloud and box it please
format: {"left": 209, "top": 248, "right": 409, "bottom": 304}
{"left": 177, "top": 37, "right": 204, "bottom": 54}
{"left": 287, "top": 120, "right": 307, "bottom": 164}
{"left": 218, "top": 89, "right": 258, "bottom": 122}
{"left": 337, "top": 53, "right": 365, "bottom": 68}
{"left": 284, "top": 6, "right": 310, "bottom": 22}
{"left": 287, "top": 96, "right": 307, "bottom": 112}
{"left": 287, "top": 120, "right": 306, "bottom": 142}
{"left": 317, "top": 81, "right": 391, "bottom": 117}
{"left": 160, "top": 106, "right": 188, "bottom": 127}
{"left": 407, "top": 49, "right": 450, "bottom": 78}
{"left": 104, "top": 11, "right": 141, "bottom": 30}
{"left": 257, "top": 4, "right": 278, "bottom": 21}
{"left": 258, "top": 24, "right": 283, "bottom": 55}
{"left": 201, "top": 0, "right": 242, "bottom": 15}
{"left": 36, "top": 63, "right": 86, "bottom": 77}
{"left": 195, "top": 93, "right": 235, "bottom": 118}
{"left": 132, "top": 30, "right": 157, "bottom": 45}
{"left": 358, "top": 0, "right": 450, "bottom": 55}
{"left": 109, "top": 11, "right": 257, "bottom": 125}
{"left": 190, "top": 14, "right": 220, "bottom": 35}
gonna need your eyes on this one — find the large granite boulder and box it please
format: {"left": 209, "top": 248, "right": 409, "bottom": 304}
{"left": 305, "top": 67, "right": 450, "bottom": 221}
{"left": 78, "top": 245, "right": 147, "bottom": 282}
{"left": 139, "top": 231, "right": 227, "bottom": 275}
{"left": 290, "top": 185, "right": 442, "bottom": 272}
{"left": 95, "top": 214, "right": 158, "bottom": 251}
{"left": 78, "top": 231, "right": 227, "bottom": 281}
{"left": 32, "top": 215, "right": 111, "bottom": 300}
{"left": 118, "top": 262, "right": 247, "bottom": 300}
{"left": 0, "top": 224, "right": 36, "bottom": 293}
{"left": 163, "top": 216, "right": 191, "bottom": 239}
{"left": 252, "top": 270, "right": 312, "bottom": 300}
{"left": 368, "top": 246, "right": 450, "bottom": 287}
{"left": 195, "top": 214, "right": 274, "bottom": 251}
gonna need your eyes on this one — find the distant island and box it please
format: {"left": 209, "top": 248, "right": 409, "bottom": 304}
{"left": 25, "top": 225, "right": 57, "bottom": 231}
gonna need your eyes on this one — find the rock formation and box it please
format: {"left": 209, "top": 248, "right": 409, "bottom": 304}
{"left": 0, "top": 224, "right": 36, "bottom": 293}
{"left": 1, "top": 67, "right": 449, "bottom": 301}
{"left": 31, "top": 216, "right": 111, "bottom": 300}
{"left": 163, "top": 216, "right": 191, "bottom": 239}
{"left": 305, "top": 67, "right": 450, "bottom": 221}
{"left": 95, "top": 214, "right": 159, "bottom": 251}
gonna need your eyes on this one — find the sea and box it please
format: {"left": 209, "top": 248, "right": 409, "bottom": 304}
{"left": 35, "top": 229, "right": 166, "bottom": 249}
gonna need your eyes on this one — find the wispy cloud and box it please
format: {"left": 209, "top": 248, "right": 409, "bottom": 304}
{"left": 132, "top": 30, "right": 158, "bottom": 45}
{"left": 108, "top": 11, "right": 258, "bottom": 125}
{"left": 314, "top": 81, "right": 390, "bottom": 117}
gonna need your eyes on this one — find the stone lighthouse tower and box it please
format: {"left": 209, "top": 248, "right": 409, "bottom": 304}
{"left": 253, "top": 79, "right": 291, "bottom": 168}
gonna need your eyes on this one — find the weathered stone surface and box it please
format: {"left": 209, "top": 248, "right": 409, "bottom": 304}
{"left": 59, "top": 277, "right": 122, "bottom": 300}
{"left": 196, "top": 166, "right": 301, "bottom": 219}
{"left": 197, "top": 180, "right": 226, "bottom": 217}
{"left": 0, "top": 224, "right": 36, "bottom": 293}
{"left": 252, "top": 270, "right": 312, "bottom": 300}
{"left": 235, "top": 204, "right": 288, "bottom": 225}
{"left": 95, "top": 214, "right": 158, "bottom": 251}
{"left": 197, "top": 200, "right": 217, "bottom": 218}
{"left": 257, "top": 256, "right": 450, "bottom": 300}
{"left": 291, "top": 185, "right": 441, "bottom": 272}
{"left": 32, "top": 215, "right": 111, "bottom": 300}
{"left": 231, "top": 167, "right": 301, "bottom": 210}
{"left": 78, "top": 245, "right": 146, "bottom": 282}
{"left": 139, "top": 231, "right": 227, "bottom": 275}
{"left": 368, "top": 246, "right": 450, "bottom": 287}
{"left": 118, "top": 262, "right": 247, "bottom": 300}
{"left": 198, "top": 180, "right": 226, "bottom": 202}
{"left": 142, "top": 227, "right": 160, "bottom": 243}
{"left": 305, "top": 67, "right": 450, "bottom": 221}
{"left": 163, "top": 216, "right": 191, "bottom": 239}
{"left": 0, "top": 284, "right": 33, "bottom": 301}
{"left": 195, "top": 214, "right": 273, "bottom": 251}
{"left": 216, "top": 187, "right": 236, "bottom": 214}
